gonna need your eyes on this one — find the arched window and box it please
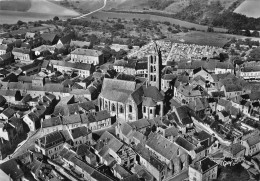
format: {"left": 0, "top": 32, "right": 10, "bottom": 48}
{"left": 105, "top": 101, "right": 108, "bottom": 109}
{"left": 154, "top": 76, "right": 156, "bottom": 81}
{"left": 150, "top": 75, "right": 153, "bottom": 81}
{"left": 150, "top": 56, "right": 153, "bottom": 64}
{"left": 154, "top": 56, "right": 156, "bottom": 64}
{"left": 112, "top": 104, "right": 116, "bottom": 112}
{"left": 129, "top": 105, "right": 132, "bottom": 113}
{"left": 150, "top": 66, "right": 153, "bottom": 73}
{"left": 119, "top": 105, "right": 124, "bottom": 113}
{"left": 100, "top": 98, "right": 102, "bottom": 108}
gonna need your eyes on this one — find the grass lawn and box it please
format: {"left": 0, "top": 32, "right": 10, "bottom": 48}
{"left": 217, "top": 164, "right": 250, "bottom": 181}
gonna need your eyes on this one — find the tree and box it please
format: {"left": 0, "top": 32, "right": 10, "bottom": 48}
{"left": 115, "top": 49, "right": 127, "bottom": 60}
{"left": 248, "top": 47, "right": 260, "bottom": 61}
{"left": 53, "top": 16, "right": 59, "bottom": 21}
{"left": 17, "top": 20, "right": 24, "bottom": 26}
{"left": 207, "top": 26, "right": 214, "bottom": 32}
{"left": 252, "top": 30, "right": 260, "bottom": 37}
{"left": 244, "top": 29, "right": 251, "bottom": 37}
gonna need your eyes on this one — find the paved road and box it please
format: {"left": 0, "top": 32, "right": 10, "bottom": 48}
{"left": 72, "top": 0, "right": 107, "bottom": 20}
{"left": 11, "top": 129, "right": 43, "bottom": 158}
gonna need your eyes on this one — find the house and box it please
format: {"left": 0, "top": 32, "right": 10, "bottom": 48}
{"left": 145, "top": 132, "right": 189, "bottom": 176}
{"left": 134, "top": 143, "right": 169, "bottom": 181}
{"left": 241, "top": 132, "right": 260, "bottom": 156}
{"left": 161, "top": 74, "right": 176, "bottom": 92}
{"left": 25, "top": 32, "right": 36, "bottom": 39}
{"left": 0, "top": 108, "right": 15, "bottom": 120}
{"left": 174, "top": 84, "right": 207, "bottom": 105}
{"left": 171, "top": 106, "right": 193, "bottom": 133}
{"left": 32, "top": 45, "right": 55, "bottom": 56}
{"left": 41, "top": 116, "right": 63, "bottom": 135}
{"left": 112, "top": 164, "right": 131, "bottom": 180}
{"left": 221, "top": 84, "right": 243, "bottom": 99}
{"left": 215, "top": 62, "right": 234, "bottom": 74}
{"left": 0, "top": 158, "right": 25, "bottom": 180}
{"left": 0, "top": 69, "right": 10, "bottom": 79}
{"left": 70, "top": 40, "right": 91, "bottom": 48}
{"left": 35, "top": 131, "right": 65, "bottom": 159}
{"left": 70, "top": 126, "right": 92, "bottom": 147}
{"left": 19, "top": 63, "right": 41, "bottom": 76}
{"left": 94, "top": 131, "right": 124, "bottom": 165}
{"left": 12, "top": 47, "right": 32, "bottom": 63}
{"left": 88, "top": 110, "right": 112, "bottom": 131}
{"left": 23, "top": 112, "right": 40, "bottom": 131}
{"left": 74, "top": 144, "right": 97, "bottom": 165}
{"left": 113, "top": 59, "right": 148, "bottom": 78}
{"left": 50, "top": 60, "right": 94, "bottom": 78}
{"left": 56, "top": 33, "right": 75, "bottom": 48}
{"left": 0, "top": 44, "right": 8, "bottom": 55}
{"left": 0, "top": 122, "right": 18, "bottom": 145}
{"left": 221, "top": 143, "right": 245, "bottom": 160}
{"left": 216, "top": 99, "right": 232, "bottom": 112}
{"left": 0, "top": 52, "right": 13, "bottom": 65}
{"left": 217, "top": 110, "right": 230, "bottom": 123}
{"left": 0, "top": 90, "right": 21, "bottom": 102}
{"left": 240, "top": 66, "right": 260, "bottom": 81}
{"left": 189, "top": 157, "right": 218, "bottom": 181}
{"left": 192, "top": 67, "right": 214, "bottom": 82}
{"left": 41, "top": 33, "right": 59, "bottom": 45}
{"left": 70, "top": 48, "right": 104, "bottom": 65}
{"left": 22, "top": 37, "right": 43, "bottom": 49}
{"left": 0, "top": 138, "right": 11, "bottom": 160}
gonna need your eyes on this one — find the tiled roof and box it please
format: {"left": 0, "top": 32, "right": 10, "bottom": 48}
{"left": 42, "top": 116, "right": 62, "bottom": 128}
{"left": 71, "top": 126, "right": 90, "bottom": 139}
{"left": 247, "top": 134, "right": 260, "bottom": 146}
{"left": 142, "top": 97, "right": 157, "bottom": 107}
{"left": 95, "top": 110, "right": 111, "bottom": 121}
{"left": 12, "top": 47, "right": 30, "bottom": 54}
{"left": 41, "top": 33, "right": 58, "bottom": 43}
{"left": 38, "top": 131, "right": 64, "bottom": 149}
{"left": 143, "top": 86, "right": 164, "bottom": 102}
{"left": 71, "top": 48, "right": 102, "bottom": 57}
{"left": 100, "top": 78, "right": 136, "bottom": 103}
{"left": 2, "top": 107, "right": 15, "bottom": 118}
{"left": 70, "top": 40, "right": 90, "bottom": 48}
{"left": 120, "top": 122, "right": 133, "bottom": 137}
{"left": 175, "top": 136, "right": 195, "bottom": 151}
{"left": 146, "top": 132, "right": 183, "bottom": 160}
{"left": 193, "top": 157, "right": 218, "bottom": 173}
{"left": 62, "top": 114, "right": 81, "bottom": 125}
{"left": 129, "top": 119, "right": 151, "bottom": 130}
{"left": 50, "top": 60, "right": 92, "bottom": 71}
{"left": 0, "top": 159, "right": 24, "bottom": 180}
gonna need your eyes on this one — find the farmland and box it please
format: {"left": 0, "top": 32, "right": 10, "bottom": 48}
{"left": 0, "top": 0, "right": 80, "bottom": 24}
{"left": 28, "top": 0, "right": 80, "bottom": 16}
{"left": 0, "top": 0, "right": 31, "bottom": 11}
{"left": 234, "top": 0, "right": 260, "bottom": 18}
{"left": 87, "top": 11, "right": 228, "bottom": 32}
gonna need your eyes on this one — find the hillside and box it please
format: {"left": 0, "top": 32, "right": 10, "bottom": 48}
{"left": 0, "top": 0, "right": 31, "bottom": 11}
{"left": 234, "top": 0, "right": 260, "bottom": 18}
{"left": 0, "top": 0, "right": 80, "bottom": 16}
